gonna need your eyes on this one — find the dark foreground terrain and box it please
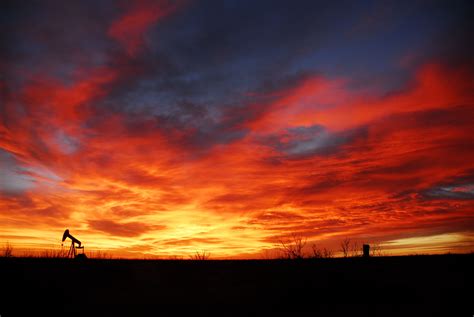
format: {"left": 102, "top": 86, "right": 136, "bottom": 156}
{"left": 1, "top": 255, "right": 472, "bottom": 316}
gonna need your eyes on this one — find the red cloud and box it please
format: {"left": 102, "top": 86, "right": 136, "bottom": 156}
{"left": 108, "top": 0, "right": 180, "bottom": 56}
{"left": 1, "top": 61, "right": 473, "bottom": 257}
{"left": 246, "top": 63, "right": 473, "bottom": 133}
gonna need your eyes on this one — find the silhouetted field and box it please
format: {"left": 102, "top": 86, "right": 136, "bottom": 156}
{"left": 1, "top": 255, "right": 472, "bottom": 316}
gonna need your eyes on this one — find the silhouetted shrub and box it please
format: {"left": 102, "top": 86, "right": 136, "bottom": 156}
{"left": 340, "top": 238, "right": 364, "bottom": 257}
{"left": 350, "top": 240, "right": 362, "bottom": 257}
{"left": 278, "top": 234, "right": 307, "bottom": 259}
{"left": 311, "top": 244, "right": 333, "bottom": 258}
{"left": 2, "top": 242, "right": 13, "bottom": 257}
{"left": 370, "top": 242, "right": 385, "bottom": 256}
{"left": 340, "top": 238, "right": 351, "bottom": 258}
{"left": 190, "top": 250, "right": 211, "bottom": 260}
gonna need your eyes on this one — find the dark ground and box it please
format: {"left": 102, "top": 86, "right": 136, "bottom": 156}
{"left": 1, "top": 254, "right": 472, "bottom": 316}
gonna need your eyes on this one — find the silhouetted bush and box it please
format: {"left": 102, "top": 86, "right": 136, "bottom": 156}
{"left": 350, "top": 240, "right": 362, "bottom": 257}
{"left": 370, "top": 242, "right": 385, "bottom": 256}
{"left": 311, "top": 244, "right": 333, "bottom": 258}
{"left": 1, "top": 242, "right": 13, "bottom": 257}
{"left": 340, "top": 238, "right": 364, "bottom": 257}
{"left": 190, "top": 250, "right": 211, "bottom": 260}
{"left": 278, "top": 234, "right": 307, "bottom": 259}
{"left": 340, "top": 238, "right": 351, "bottom": 258}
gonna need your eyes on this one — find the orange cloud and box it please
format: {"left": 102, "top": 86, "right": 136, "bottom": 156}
{"left": 1, "top": 61, "right": 473, "bottom": 258}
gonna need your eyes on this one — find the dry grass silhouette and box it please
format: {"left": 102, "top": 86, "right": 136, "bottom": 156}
{"left": 88, "top": 250, "right": 113, "bottom": 259}
{"left": 2, "top": 242, "right": 13, "bottom": 257}
{"left": 190, "top": 250, "right": 211, "bottom": 260}
{"left": 39, "top": 248, "right": 67, "bottom": 258}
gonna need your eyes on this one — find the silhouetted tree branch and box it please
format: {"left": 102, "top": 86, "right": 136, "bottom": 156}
{"left": 311, "top": 244, "right": 333, "bottom": 258}
{"left": 279, "top": 234, "right": 307, "bottom": 259}
{"left": 340, "top": 238, "right": 350, "bottom": 258}
{"left": 350, "top": 240, "right": 361, "bottom": 257}
{"left": 370, "top": 242, "right": 384, "bottom": 257}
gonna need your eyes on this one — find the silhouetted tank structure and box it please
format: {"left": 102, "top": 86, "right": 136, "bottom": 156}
{"left": 363, "top": 244, "right": 370, "bottom": 257}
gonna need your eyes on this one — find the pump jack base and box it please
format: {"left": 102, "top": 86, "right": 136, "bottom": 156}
{"left": 75, "top": 253, "right": 88, "bottom": 260}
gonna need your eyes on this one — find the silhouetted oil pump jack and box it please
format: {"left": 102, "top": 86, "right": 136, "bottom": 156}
{"left": 62, "top": 229, "right": 87, "bottom": 259}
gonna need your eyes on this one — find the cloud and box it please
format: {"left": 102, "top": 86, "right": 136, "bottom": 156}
{"left": 88, "top": 220, "right": 166, "bottom": 237}
{"left": 2, "top": 61, "right": 472, "bottom": 257}
{"left": 424, "top": 181, "right": 474, "bottom": 200}
{"left": 161, "top": 237, "right": 223, "bottom": 247}
{"left": 0, "top": 149, "right": 35, "bottom": 194}
{"left": 259, "top": 125, "right": 367, "bottom": 158}
{"left": 108, "top": 0, "right": 180, "bottom": 56}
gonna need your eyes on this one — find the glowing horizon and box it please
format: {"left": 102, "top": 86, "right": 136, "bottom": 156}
{"left": 1, "top": 0, "right": 473, "bottom": 258}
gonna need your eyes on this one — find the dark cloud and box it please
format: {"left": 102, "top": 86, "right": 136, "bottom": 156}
{"left": 0, "top": 149, "right": 35, "bottom": 194}
{"left": 4, "top": 0, "right": 469, "bottom": 154}
{"left": 261, "top": 125, "right": 368, "bottom": 158}
{"left": 0, "top": 0, "right": 118, "bottom": 83}
{"left": 423, "top": 174, "right": 474, "bottom": 200}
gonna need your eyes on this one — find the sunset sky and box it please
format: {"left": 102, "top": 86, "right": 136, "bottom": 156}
{"left": 1, "top": 0, "right": 473, "bottom": 258}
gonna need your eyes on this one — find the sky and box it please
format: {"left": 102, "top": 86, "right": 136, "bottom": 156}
{"left": 1, "top": 0, "right": 473, "bottom": 258}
